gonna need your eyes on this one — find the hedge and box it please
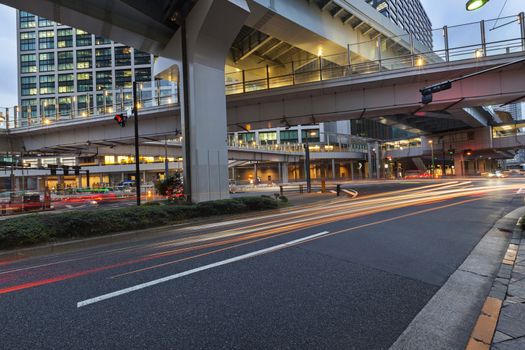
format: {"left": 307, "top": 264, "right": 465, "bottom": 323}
{"left": 0, "top": 196, "right": 282, "bottom": 250}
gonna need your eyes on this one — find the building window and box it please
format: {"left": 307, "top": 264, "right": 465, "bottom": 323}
{"left": 39, "top": 75, "right": 55, "bottom": 95}
{"left": 21, "top": 99, "right": 37, "bottom": 124}
{"left": 95, "top": 36, "right": 111, "bottom": 45}
{"left": 58, "top": 73, "right": 74, "bottom": 93}
{"left": 280, "top": 130, "right": 298, "bottom": 143}
{"left": 95, "top": 48, "right": 112, "bottom": 68}
{"left": 134, "top": 50, "right": 151, "bottom": 65}
{"left": 40, "top": 97, "right": 56, "bottom": 119}
{"left": 135, "top": 68, "right": 151, "bottom": 82}
{"left": 77, "top": 94, "right": 92, "bottom": 114}
{"left": 20, "top": 31, "right": 36, "bottom": 51}
{"left": 57, "top": 28, "right": 73, "bottom": 48}
{"left": 39, "top": 52, "right": 55, "bottom": 72}
{"left": 114, "top": 46, "right": 131, "bottom": 66}
{"left": 58, "top": 97, "right": 72, "bottom": 118}
{"left": 20, "top": 76, "right": 37, "bottom": 96}
{"left": 38, "top": 17, "right": 54, "bottom": 27}
{"left": 115, "top": 69, "right": 132, "bottom": 88}
{"left": 302, "top": 129, "right": 320, "bottom": 143}
{"left": 20, "top": 54, "right": 37, "bottom": 73}
{"left": 259, "top": 131, "right": 277, "bottom": 145}
{"left": 77, "top": 72, "right": 93, "bottom": 92}
{"left": 96, "top": 71, "right": 112, "bottom": 91}
{"left": 38, "top": 30, "right": 54, "bottom": 49}
{"left": 57, "top": 51, "right": 73, "bottom": 71}
{"left": 76, "top": 49, "right": 92, "bottom": 69}
{"left": 19, "top": 11, "right": 36, "bottom": 29}
{"left": 75, "top": 29, "right": 92, "bottom": 46}
{"left": 238, "top": 132, "right": 256, "bottom": 144}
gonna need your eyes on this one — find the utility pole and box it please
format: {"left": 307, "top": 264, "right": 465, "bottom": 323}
{"left": 133, "top": 81, "right": 141, "bottom": 205}
{"left": 304, "top": 131, "right": 314, "bottom": 193}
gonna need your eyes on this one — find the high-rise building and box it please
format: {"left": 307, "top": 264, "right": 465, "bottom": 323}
{"left": 16, "top": 10, "right": 176, "bottom": 127}
{"left": 369, "top": 0, "right": 432, "bottom": 48}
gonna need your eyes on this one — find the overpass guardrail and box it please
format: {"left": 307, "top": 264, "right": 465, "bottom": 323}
{"left": 225, "top": 13, "right": 525, "bottom": 95}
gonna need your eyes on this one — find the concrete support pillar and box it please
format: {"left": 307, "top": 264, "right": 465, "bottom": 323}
{"left": 281, "top": 162, "right": 289, "bottom": 183}
{"left": 154, "top": 0, "right": 249, "bottom": 202}
{"left": 374, "top": 141, "right": 381, "bottom": 180}
{"left": 453, "top": 154, "right": 465, "bottom": 177}
{"left": 350, "top": 161, "right": 354, "bottom": 180}
{"left": 331, "top": 159, "right": 336, "bottom": 180}
{"left": 367, "top": 144, "right": 373, "bottom": 179}
{"left": 171, "top": 1, "right": 248, "bottom": 202}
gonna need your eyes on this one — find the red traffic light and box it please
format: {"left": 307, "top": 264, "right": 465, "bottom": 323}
{"left": 114, "top": 113, "right": 127, "bottom": 127}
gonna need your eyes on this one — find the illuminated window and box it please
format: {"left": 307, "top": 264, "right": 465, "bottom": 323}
{"left": 38, "top": 30, "right": 54, "bottom": 49}
{"left": 19, "top": 12, "right": 36, "bottom": 29}
{"left": 21, "top": 76, "right": 37, "bottom": 96}
{"left": 58, "top": 74, "right": 74, "bottom": 93}
{"left": 76, "top": 49, "right": 92, "bottom": 69}
{"left": 96, "top": 71, "right": 112, "bottom": 91}
{"left": 57, "top": 28, "right": 73, "bottom": 48}
{"left": 20, "top": 54, "right": 37, "bottom": 73}
{"left": 39, "top": 75, "right": 55, "bottom": 94}
{"left": 115, "top": 69, "right": 132, "bottom": 88}
{"left": 77, "top": 72, "right": 93, "bottom": 92}
{"left": 39, "top": 52, "right": 55, "bottom": 72}
{"left": 20, "top": 31, "right": 36, "bottom": 51}
{"left": 57, "top": 51, "right": 73, "bottom": 70}
{"left": 114, "top": 46, "right": 131, "bottom": 66}
{"left": 95, "top": 48, "right": 112, "bottom": 68}
{"left": 75, "top": 29, "right": 92, "bottom": 46}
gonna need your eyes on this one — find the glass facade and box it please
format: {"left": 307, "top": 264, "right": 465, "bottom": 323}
{"left": 39, "top": 52, "right": 55, "bottom": 72}
{"left": 17, "top": 10, "right": 168, "bottom": 126}
{"left": 38, "top": 30, "right": 54, "bottom": 49}
{"left": 58, "top": 51, "right": 74, "bottom": 71}
{"left": 76, "top": 49, "right": 92, "bottom": 69}
{"left": 20, "top": 54, "right": 37, "bottom": 73}
{"left": 57, "top": 28, "right": 73, "bottom": 48}
{"left": 20, "top": 31, "right": 35, "bottom": 51}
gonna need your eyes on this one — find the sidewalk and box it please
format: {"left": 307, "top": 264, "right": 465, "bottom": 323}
{"left": 492, "top": 228, "right": 525, "bottom": 349}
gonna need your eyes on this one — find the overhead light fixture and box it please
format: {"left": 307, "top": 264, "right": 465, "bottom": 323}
{"left": 466, "top": 0, "right": 489, "bottom": 11}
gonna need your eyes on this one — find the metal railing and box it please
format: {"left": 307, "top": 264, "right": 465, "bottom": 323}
{"left": 225, "top": 13, "right": 525, "bottom": 95}
{"left": 3, "top": 81, "right": 179, "bottom": 130}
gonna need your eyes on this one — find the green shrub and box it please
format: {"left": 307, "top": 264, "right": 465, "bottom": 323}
{"left": 0, "top": 196, "right": 280, "bottom": 250}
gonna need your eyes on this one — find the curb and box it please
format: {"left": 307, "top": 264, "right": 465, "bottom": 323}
{"left": 390, "top": 206, "right": 525, "bottom": 350}
{"left": 465, "top": 220, "right": 523, "bottom": 350}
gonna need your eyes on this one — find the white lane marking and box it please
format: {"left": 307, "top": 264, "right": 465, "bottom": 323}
{"left": 516, "top": 188, "right": 525, "bottom": 194}
{"left": 77, "top": 230, "right": 330, "bottom": 308}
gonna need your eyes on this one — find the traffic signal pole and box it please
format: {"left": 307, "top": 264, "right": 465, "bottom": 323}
{"left": 133, "top": 81, "right": 141, "bottom": 206}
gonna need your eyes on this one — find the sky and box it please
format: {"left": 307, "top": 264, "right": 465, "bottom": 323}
{"left": 0, "top": 0, "right": 523, "bottom": 107}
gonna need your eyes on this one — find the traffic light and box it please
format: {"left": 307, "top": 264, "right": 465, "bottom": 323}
{"left": 114, "top": 113, "right": 127, "bottom": 127}
{"left": 448, "top": 148, "right": 455, "bottom": 155}
{"left": 420, "top": 81, "right": 452, "bottom": 104}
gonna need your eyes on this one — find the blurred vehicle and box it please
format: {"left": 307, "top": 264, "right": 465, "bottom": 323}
{"left": 404, "top": 170, "right": 432, "bottom": 179}
{"left": 481, "top": 171, "right": 506, "bottom": 178}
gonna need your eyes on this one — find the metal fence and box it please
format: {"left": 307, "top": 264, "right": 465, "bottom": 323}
{"left": 225, "top": 13, "right": 525, "bottom": 95}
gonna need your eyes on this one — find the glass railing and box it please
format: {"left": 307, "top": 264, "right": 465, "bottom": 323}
{"left": 5, "top": 81, "right": 179, "bottom": 129}
{"left": 225, "top": 13, "right": 525, "bottom": 95}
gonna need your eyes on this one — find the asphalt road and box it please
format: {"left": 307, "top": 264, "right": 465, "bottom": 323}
{"left": 1, "top": 179, "right": 525, "bottom": 349}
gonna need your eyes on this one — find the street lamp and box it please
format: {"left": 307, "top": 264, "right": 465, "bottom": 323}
{"left": 428, "top": 140, "right": 435, "bottom": 177}
{"left": 466, "top": 0, "right": 489, "bottom": 11}
{"left": 304, "top": 130, "right": 317, "bottom": 193}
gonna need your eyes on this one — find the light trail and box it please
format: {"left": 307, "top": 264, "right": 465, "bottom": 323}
{"left": 0, "top": 180, "right": 521, "bottom": 295}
